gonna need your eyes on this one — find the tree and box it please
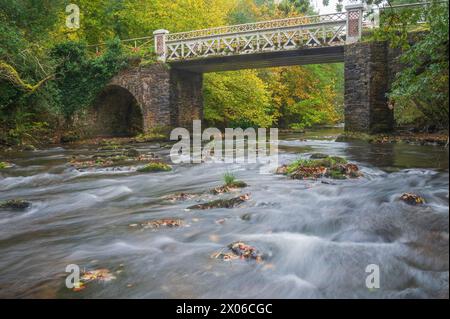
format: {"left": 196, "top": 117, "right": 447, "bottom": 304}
{"left": 204, "top": 70, "right": 274, "bottom": 128}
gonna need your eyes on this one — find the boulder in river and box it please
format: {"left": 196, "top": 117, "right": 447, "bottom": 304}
{"left": 211, "top": 181, "right": 248, "bottom": 194}
{"left": 187, "top": 194, "right": 250, "bottom": 210}
{"left": 131, "top": 218, "right": 184, "bottom": 229}
{"left": 211, "top": 241, "right": 263, "bottom": 262}
{"left": 0, "top": 199, "right": 31, "bottom": 211}
{"left": 400, "top": 193, "right": 426, "bottom": 205}
{"left": 310, "top": 153, "right": 329, "bottom": 159}
{"left": 164, "top": 192, "right": 199, "bottom": 201}
{"left": 277, "top": 156, "right": 362, "bottom": 180}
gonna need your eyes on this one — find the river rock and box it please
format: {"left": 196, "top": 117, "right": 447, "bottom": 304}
{"left": 400, "top": 193, "right": 426, "bottom": 205}
{"left": 0, "top": 199, "right": 31, "bottom": 210}
{"left": 211, "top": 181, "right": 247, "bottom": 194}
{"left": 188, "top": 194, "right": 250, "bottom": 210}
{"left": 211, "top": 241, "right": 263, "bottom": 262}
{"left": 277, "top": 156, "right": 362, "bottom": 180}
{"left": 310, "top": 153, "right": 329, "bottom": 159}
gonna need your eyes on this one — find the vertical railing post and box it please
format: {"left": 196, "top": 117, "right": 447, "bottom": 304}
{"left": 345, "top": 3, "right": 364, "bottom": 44}
{"left": 153, "top": 29, "right": 169, "bottom": 62}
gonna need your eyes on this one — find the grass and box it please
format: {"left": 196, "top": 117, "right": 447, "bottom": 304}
{"left": 223, "top": 172, "right": 236, "bottom": 186}
{"left": 137, "top": 161, "right": 172, "bottom": 173}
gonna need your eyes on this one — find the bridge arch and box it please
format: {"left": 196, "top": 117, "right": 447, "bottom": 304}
{"left": 92, "top": 84, "right": 144, "bottom": 137}
{"left": 88, "top": 65, "right": 172, "bottom": 137}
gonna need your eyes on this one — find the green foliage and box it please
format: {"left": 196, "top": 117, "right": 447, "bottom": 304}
{"left": 363, "top": 1, "right": 449, "bottom": 130}
{"left": 51, "top": 39, "right": 128, "bottom": 120}
{"left": 388, "top": 2, "right": 449, "bottom": 129}
{"left": 204, "top": 70, "right": 274, "bottom": 128}
{"left": 223, "top": 172, "right": 237, "bottom": 186}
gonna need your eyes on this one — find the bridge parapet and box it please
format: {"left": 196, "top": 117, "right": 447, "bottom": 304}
{"left": 154, "top": 5, "right": 366, "bottom": 63}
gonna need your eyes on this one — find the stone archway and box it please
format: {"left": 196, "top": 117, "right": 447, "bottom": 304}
{"left": 92, "top": 85, "right": 144, "bottom": 137}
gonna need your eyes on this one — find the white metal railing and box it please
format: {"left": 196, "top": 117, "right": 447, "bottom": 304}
{"left": 166, "top": 12, "right": 347, "bottom": 42}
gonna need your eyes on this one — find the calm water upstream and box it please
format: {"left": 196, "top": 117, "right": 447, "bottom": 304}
{"left": 0, "top": 127, "right": 448, "bottom": 298}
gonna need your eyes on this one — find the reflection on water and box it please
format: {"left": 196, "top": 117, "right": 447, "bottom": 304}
{"left": 0, "top": 127, "right": 448, "bottom": 298}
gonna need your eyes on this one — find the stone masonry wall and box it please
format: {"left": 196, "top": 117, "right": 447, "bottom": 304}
{"left": 109, "top": 63, "right": 171, "bottom": 132}
{"left": 169, "top": 69, "right": 203, "bottom": 128}
{"left": 344, "top": 41, "right": 394, "bottom": 133}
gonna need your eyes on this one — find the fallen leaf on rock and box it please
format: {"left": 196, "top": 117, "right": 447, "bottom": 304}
{"left": 164, "top": 193, "right": 199, "bottom": 201}
{"left": 291, "top": 166, "right": 327, "bottom": 179}
{"left": 400, "top": 193, "right": 426, "bottom": 205}
{"left": 72, "top": 281, "right": 85, "bottom": 292}
{"left": 211, "top": 241, "right": 263, "bottom": 263}
{"left": 228, "top": 241, "right": 263, "bottom": 262}
{"left": 80, "top": 268, "right": 117, "bottom": 283}
{"left": 211, "top": 250, "right": 240, "bottom": 261}
{"left": 141, "top": 218, "right": 184, "bottom": 229}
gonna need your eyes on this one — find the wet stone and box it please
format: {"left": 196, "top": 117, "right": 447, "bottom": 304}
{"left": 0, "top": 199, "right": 31, "bottom": 211}
{"left": 130, "top": 218, "right": 184, "bottom": 229}
{"left": 164, "top": 193, "right": 199, "bottom": 201}
{"left": 400, "top": 193, "right": 426, "bottom": 205}
{"left": 211, "top": 181, "right": 248, "bottom": 194}
{"left": 211, "top": 241, "right": 263, "bottom": 262}
{"left": 187, "top": 194, "right": 250, "bottom": 210}
{"left": 310, "top": 153, "right": 329, "bottom": 159}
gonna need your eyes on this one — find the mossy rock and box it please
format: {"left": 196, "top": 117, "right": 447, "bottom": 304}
{"left": 400, "top": 193, "right": 425, "bottom": 205}
{"left": 279, "top": 156, "right": 360, "bottom": 180}
{"left": 212, "top": 180, "right": 248, "bottom": 194}
{"left": 188, "top": 194, "right": 250, "bottom": 210}
{"left": 137, "top": 161, "right": 172, "bottom": 173}
{"left": 22, "top": 144, "right": 36, "bottom": 151}
{"left": 0, "top": 199, "right": 31, "bottom": 211}
{"left": 0, "top": 161, "right": 14, "bottom": 169}
{"left": 227, "top": 181, "right": 247, "bottom": 188}
{"left": 310, "top": 153, "right": 329, "bottom": 159}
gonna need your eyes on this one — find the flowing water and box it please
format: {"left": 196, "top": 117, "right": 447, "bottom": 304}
{"left": 0, "top": 127, "right": 448, "bottom": 298}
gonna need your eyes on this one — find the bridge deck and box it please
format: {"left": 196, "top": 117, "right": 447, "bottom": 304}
{"left": 169, "top": 45, "right": 344, "bottom": 73}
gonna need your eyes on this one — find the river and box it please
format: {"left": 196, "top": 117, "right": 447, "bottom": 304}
{"left": 0, "top": 127, "right": 448, "bottom": 298}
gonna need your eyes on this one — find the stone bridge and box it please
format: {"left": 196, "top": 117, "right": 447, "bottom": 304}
{"left": 91, "top": 3, "right": 407, "bottom": 136}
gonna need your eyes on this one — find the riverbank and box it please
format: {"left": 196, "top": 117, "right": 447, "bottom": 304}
{"left": 337, "top": 131, "right": 449, "bottom": 146}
